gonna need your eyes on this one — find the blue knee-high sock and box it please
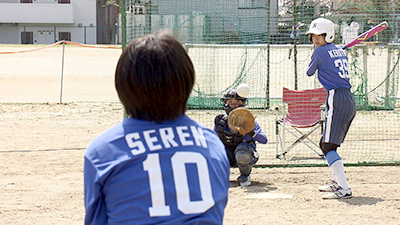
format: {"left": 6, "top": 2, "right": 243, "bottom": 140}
{"left": 326, "top": 151, "right": 349, "bottom": 190}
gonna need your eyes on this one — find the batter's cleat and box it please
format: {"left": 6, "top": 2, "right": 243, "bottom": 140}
{"left": 318, "top": 180, "right": 339, "bottom": 192}
{"left": 237, "top": 175, "right": 251, "bottom": 187}
{"left": 321, "top": 188, "right": 352, "bottom": 199}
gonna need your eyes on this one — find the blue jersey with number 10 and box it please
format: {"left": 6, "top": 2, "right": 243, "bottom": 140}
{"left": 84, "top": 115, "right": 230, "bottom": 225}
{"left": 306, "top": 43, "right": 352, "bottom": 91}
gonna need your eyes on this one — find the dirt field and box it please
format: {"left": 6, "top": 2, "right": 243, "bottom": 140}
{"left": 0, "top": 103, "right": 399, "bottom": 225}
{"left": 1, "top": 44, "right": 399, "bottom": 224}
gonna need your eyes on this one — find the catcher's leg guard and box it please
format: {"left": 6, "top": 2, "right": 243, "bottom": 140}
{"left": 234, "top": 143, "right": 256, "bottom": 176}
{"left": 235, "top": 150, "right": 253, "bottom": 176}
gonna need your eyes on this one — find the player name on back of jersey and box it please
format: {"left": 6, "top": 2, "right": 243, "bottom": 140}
{"left": 125, "top": 125, "right": 208, "bottom": 156}
{"left": 328, "top": 48, "right": 346, "bottom": 58}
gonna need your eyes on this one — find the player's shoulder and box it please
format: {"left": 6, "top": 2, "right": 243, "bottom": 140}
{"left": 329, "top": 44, "right": 345, "bottom": 52}
{"left": 320, "top": 43, "right": 337, "bottom": 50}
{"left": 215, "top": 113, "right": 225, "bottom": 119}
{"left": 314, "top": 45, "right": 327, "bottom": 53}
{"left": 316, "top": 43, "right": 342, "bottom": 55}
{"left": 84, "top": 122, "right": 125, "bottom": 165}
{"left": 214, "top": 113, "right": 226, "bottom": 123}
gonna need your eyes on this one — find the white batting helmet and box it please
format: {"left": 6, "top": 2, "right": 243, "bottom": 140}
{"left": 306, "top": 18, "right": 335, "bottom": 43}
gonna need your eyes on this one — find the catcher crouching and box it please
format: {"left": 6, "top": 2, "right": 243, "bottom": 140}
{"left": 214, "top": 89, "right": 268, "bottom": 186}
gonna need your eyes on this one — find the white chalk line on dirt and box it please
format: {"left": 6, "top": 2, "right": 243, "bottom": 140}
{"left": 0, "top": 148, "right": 85, "bottom": 153}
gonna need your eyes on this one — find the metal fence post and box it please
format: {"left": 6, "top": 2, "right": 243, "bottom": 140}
{"left": 121, "top": 0, "right": 128, "bottom": 119}
{"left": 59, "top": 40, "right": 66, "bottom": 103}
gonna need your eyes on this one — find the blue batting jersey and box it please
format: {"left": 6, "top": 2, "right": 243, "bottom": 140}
{"left": 306, "top": 43, "right": 352, "bottom": 91}
{"left": 84, "top": 115, "right": 230, "bottom": 225}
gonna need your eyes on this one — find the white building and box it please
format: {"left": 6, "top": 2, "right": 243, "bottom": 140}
{"left": 0, "top": 0, "right": 96, "bottom": 44}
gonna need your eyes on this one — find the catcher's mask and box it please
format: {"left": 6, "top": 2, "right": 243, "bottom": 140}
{"left": 220, "top": 89, "right": 247, "bottom": 114}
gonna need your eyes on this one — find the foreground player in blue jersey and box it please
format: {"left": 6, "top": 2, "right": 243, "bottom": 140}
{"left": 306, "top": 18, "right": 356, "bottom": 199}
{"left": 214, "top": 89, "right": 267, "bottom": 187}
{"left": 84, "top": 31, "right": 230, "bottom": 224}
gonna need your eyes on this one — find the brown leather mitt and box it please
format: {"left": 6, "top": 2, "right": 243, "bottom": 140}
{"left": 228, "top": 107, "right": 255, "bottom": 135}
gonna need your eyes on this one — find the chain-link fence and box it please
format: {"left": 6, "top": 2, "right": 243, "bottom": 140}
{"left": 121, "top": 0, "right": 400, "bottom": 166}
{"left": 1, "top": 1, "right": 399, "bottom": 166}
{"left": 123, "top": 0, "right": 400, "bottom": 111}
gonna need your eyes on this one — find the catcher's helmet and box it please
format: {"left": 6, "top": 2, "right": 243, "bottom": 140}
{"left": 306, "top": 18, "right": 335, "bottom": 43}
{"left": 221, "top": 89, "right": 247, "bottom": 114}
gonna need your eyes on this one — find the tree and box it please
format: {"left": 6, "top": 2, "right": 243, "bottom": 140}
{"left": 95, "top": 0, "right": 120, "bottom": 44}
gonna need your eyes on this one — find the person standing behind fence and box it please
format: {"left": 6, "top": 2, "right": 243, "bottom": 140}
{"left": 84, "top": 31, "right": 230, "bottom": 224}
{"left": 306, "top": 18, "right": 356, "bottom": 199}
{"left": 288, "top": 22, "right": 301, "bottom": 59}
{"left": 364, "top": 18, "right": 377, "bottom": 55}
{"left": 342, "top": 17, "right": 359, "bottom": 46}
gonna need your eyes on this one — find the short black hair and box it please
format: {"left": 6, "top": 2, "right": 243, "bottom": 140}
{"left": 115, "top": 31, "right": 195, "bottom": 122}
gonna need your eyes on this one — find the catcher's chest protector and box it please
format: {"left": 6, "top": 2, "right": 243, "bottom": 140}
{"left": 214, "top": 114, "right": 244, "bottom": 147}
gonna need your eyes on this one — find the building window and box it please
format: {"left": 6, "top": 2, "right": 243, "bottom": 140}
{"left": 238, "top": 0, "right": 266, "bottom": 9}
{"left": 58, "top": 0, "right": 71, "bottom": 3}
{"left": 127, "top": 5, "right": 147, "bottom": 15}
{"left": 238, "top": 0, "right": 252, "bottom": 8}
{"left": 59, "top": 32, "right": 71, "bottom": 41}
{"left": 20, "top": 0, "right": 33, "bottom": 3}
{"left": 21, "top": 32, "right": 33, "bottom": 44}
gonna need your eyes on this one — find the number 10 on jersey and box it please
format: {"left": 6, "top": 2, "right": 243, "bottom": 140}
{"left": 143, "top": 152, "right": 215, "bottom": 217}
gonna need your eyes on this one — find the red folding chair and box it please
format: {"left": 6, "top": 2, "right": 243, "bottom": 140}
{"left": 275, "top": 87, "right": 327, "bottom": 159}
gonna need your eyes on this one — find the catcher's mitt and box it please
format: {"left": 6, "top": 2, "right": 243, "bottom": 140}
{"left": 228, "top": 107, "right": 255, "bottom": 135}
